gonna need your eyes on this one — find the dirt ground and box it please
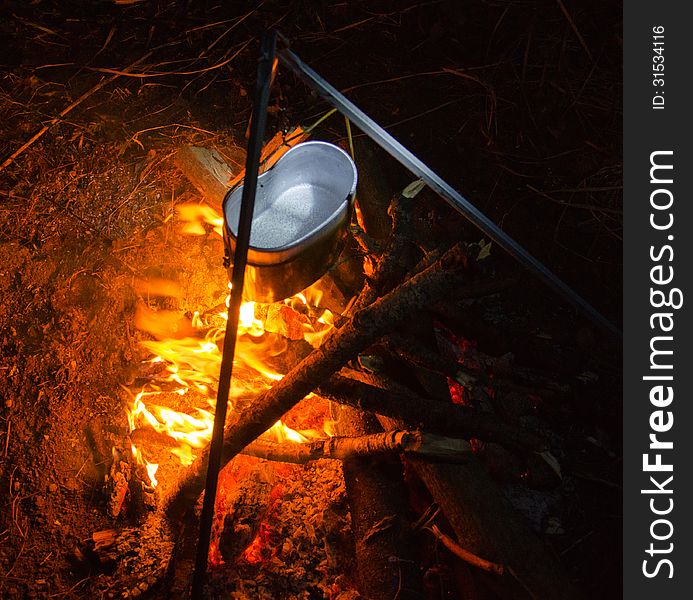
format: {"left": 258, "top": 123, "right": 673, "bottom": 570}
{"left": 1, "top": 1, "right": 621, "bottom": 598}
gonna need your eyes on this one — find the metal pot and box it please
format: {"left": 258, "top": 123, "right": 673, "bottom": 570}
{"left": 222, "top": 140, "right": 358, "bottom": 303}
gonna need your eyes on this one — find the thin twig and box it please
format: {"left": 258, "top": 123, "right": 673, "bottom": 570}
{"left": 429, "top": 524, "right": 505, "bottom": 575}
{"left": 555, "top": 0, "right": 594, "bottom": 62}
{"left": 4, "top": 419, "right": 10, "bottom": 457}
{"left": 0, "top": 51, "right": 153, "bottom": 172}
{"left": 87, "top": 39, "right": 251, "bottom": 78}
{"left": 527, "top": 184, "right": 622, "bottom": 215}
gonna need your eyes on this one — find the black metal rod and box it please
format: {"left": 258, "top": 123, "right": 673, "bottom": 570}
{"left": 278, "top": 47, "right": 620, "bottom": 338}
{"left": 190, "top": 31, "right": 277, "bottom": 599}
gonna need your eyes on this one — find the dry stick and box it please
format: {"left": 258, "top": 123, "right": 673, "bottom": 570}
{"left": 317, "top": 374, "right": 545, "bottom": 452}
{"left": 555, "top": 0, "right": 594, "bottom": 62}
{"left": 87, "top": 39, "right": 252, "bottom": 78}
{"left": 130, "top": 427, "right": 470, "bottom": 465}
{"left": 162, "top": 243, "right": 467, "bottom": 522}
{"left": 379, "top": 411, "right": 584, "bottom": 600}
{"left": 0, "top": 51, "right": 153, "bottom": 173}
{"left": 241, "top": 430, "right": 471, "bottom": 464}
{"left": 428, "top": 524, "right": 504, "bottom": 576}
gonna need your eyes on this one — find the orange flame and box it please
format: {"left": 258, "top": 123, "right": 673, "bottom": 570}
{"left": 133, "top": 278, "right": 183, "bottom": 299}
{"left": 127, "top": 200, "right": 341, "bottom": 479}
{"left": 146, "top": 462, "right": 159, "bottom": 488}
{"left": 176, "top": 202, "right": 224, "bottom": 237}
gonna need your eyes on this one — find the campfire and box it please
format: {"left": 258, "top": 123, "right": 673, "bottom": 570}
{"left": 76, "top": 118, "right": 574, "bottom": 598}
{"left": 0, "top": 4, "right": 622, "bottom": 599}
{"left": 3, "top": 104, "right": 611, "bottom": 600}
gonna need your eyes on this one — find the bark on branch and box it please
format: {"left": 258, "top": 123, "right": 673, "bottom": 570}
{"left": 317, "top": 374, "right": 546, "bottom": 452}
{"left": 241, "top": 430, "right": 471, "bottom": 464}
{"left": 380, "top": 411, "right": 584, "bottom": 600}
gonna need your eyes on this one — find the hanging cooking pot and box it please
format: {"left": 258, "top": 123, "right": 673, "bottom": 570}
{"left": 222, "top": 140, "right": 358, "bottom": 303}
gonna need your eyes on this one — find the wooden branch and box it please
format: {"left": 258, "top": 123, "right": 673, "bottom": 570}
{"left": 383, "top": 333, "right": 479, "bottom": 387}
{"left": 333, "top": 407, "right": 423, "bottom": 600}
{"left": 387, "top": 327, "right": 569, "bottom": 400}
{"left": 240, "top": 430, "right": 471, "bottom": 464}
{"left": 377, "top": 415, "right": 582, "bottom": 600}
{"left": 162, "top": 243, "right": 468, "bottom": 522}
{"left": 351, "top": 137, "right": 399, "bottom": 242}
{"left": 376, "top": 180, "right": 422, "bottom": 293}
{"left": 352, "top": 181, "right": 426, "bottom": 313}
{"left": 383, "top": 329, "right": 555, "bottom": 402}
{"left": 174, "top": 146, "right": 240, "bottom": 202}
{"left": 428, "top": 524, "right": 504, "bottom": 576}
{"left": 318, "top": 373, "right": 546, "bottom": 452}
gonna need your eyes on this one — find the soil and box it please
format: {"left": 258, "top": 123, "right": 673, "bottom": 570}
{"left": 1, "top": 1, "right": 621, "bottom": 599}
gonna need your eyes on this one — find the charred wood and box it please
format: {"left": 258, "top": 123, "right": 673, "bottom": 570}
{"left": 351, "top": 137, "right": 400, "bottom": 243}
{"left": 84, "top": 517, "right": 175, "bottom": 599}
{"left": 352, "top": 180, "right": 424, "bottom": 313}
{"left": 318, "top": 373, "right": 546, "bottom": 452}
{"left": 334, "top": 407, "right": 424, "bottom": 600}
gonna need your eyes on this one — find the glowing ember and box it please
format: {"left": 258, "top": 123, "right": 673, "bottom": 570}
{"left": 241, "top": 522, "right": 275, "bottom": 565}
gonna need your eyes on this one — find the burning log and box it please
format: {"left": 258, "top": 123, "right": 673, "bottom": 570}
{"left": 105, "top": 447, "right": 157, "bottom": 519}
{"left": 216, "top": 463, "right": 278, "bottom": 564}
{"left": 158, "top": 149, "right": 572, "bottom": 598}
{"left": 107, "top": 449, "right": 131, "bottom": 518}
{"left": 162, "top": 242, "right": 468, "bottom": 522}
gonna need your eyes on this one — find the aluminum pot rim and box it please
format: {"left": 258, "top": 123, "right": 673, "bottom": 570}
{"left": 223, "top": 140, "right": 358, "bottom": 265}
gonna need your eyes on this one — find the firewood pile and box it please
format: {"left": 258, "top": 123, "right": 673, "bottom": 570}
{"left": 58, "top": 133, "right": 599, "bottom": 599}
